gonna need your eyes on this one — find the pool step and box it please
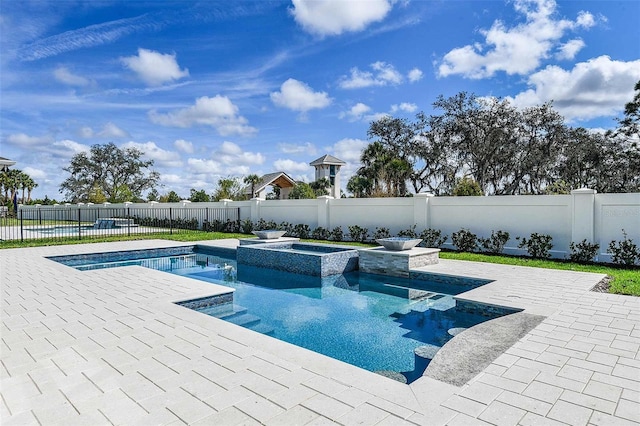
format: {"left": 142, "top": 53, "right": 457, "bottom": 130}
{"left": 201, "top": 303, "right": 247, "bottom": 318}
{"left": 248, "top": 323, "right": 275, "bottom": 336}
{"left": 225, "top": 313, "right": 262, "bottom": 328}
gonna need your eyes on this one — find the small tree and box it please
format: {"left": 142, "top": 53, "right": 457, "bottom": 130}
{"left": 160, "top": 191, "right": 181, "bottom": 203}
{"left": 310, "top": 178, "right": 331, "bottom": 197}
{"left": 289, "top": 182, "right": 316, "bottom": 199}
{"left": 213, "top": 177, "right": 243, "bottom": 201}
{"left": 244, "top": 174, "right": 261, "bottom": 199}
{"left": 453, "top": 177, "right": 483, "bottom": 196}
{"left": 189, "top": 188, "right": 211, "bottom": 202}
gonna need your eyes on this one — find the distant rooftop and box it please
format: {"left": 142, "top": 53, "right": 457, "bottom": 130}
{"left": 244, "top": 171, "right": 296, "bottom": 195}
{"left": 309, "top": 154, "right": 346, "bottom": 166}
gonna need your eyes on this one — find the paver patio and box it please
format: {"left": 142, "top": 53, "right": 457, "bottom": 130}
{"left": 1, "top": 239, "right": 638, "bottom": 425}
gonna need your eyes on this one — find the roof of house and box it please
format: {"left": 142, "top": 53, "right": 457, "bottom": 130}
{"left": 244, "top": 171, "right": 297, "bottom": 195}
{"left": 309, "top": 154, "right": 346, "bottom": 166}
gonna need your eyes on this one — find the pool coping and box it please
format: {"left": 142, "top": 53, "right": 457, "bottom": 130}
{"left": 1, "top": 238, "right": 638, "bottom": 425}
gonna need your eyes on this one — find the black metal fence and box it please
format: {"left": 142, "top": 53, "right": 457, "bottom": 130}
{"left": 0, "top": 207, "right": 241, "bottom": 242}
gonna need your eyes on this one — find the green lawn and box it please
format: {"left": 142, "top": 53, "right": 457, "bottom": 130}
{"left": 438, "top": 251, "right": 640, "bottom": 296}
{"left": 1, "top": 231, "right": 638, "bottom": 296}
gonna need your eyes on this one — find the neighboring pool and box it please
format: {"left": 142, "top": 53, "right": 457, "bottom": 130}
{"left": 51, "top": 246, "right": 513, "bottom": 383}
{"left": 26, "top": 225, "right": 96, "bottom": 235}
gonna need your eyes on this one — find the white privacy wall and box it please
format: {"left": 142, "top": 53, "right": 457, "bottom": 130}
{"left": 594, "top": 192, "right": 640, "bottom": 261}
{"left": 428, "top": 195, "right": 573, "bottom": 256}
{"left": 19, "top": 190, "right": 639, "bottom": 260}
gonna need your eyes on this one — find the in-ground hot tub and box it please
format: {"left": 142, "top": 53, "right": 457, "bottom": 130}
{"left": 236, "top": 242, "right": 359, "bottom": 277}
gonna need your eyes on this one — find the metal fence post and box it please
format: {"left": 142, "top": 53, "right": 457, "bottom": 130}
{"left": 20, "top": 209, "right": 24, "bottom": 242}
{"left": 127, "top": 207, "right": 131, "bottom": 237}
{"left": 169, "top": 207, "right": 173, "bottom": 235}
{"left": 78, "top": 208, "right": 82, "bottom": 240}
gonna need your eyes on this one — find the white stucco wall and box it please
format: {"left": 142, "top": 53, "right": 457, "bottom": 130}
{"left": 18, "top": 191, "right": 640, "bottom": 261}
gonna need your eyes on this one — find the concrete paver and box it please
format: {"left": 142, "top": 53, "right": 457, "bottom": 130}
{"left": 1, "top": 239, "right": 639, "bottom": 425}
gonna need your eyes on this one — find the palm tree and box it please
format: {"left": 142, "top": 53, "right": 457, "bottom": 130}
{"left": 0, "top": 172, "right": 8, "bottom": 204}
{"left": 243, "top": 174, "right": 261, "bottom": 199}
{"left": 26, "top": 178, "right": 38, "bottom": 203}
{"left": 19, "top": 172, "right": 31, "bottom": 203}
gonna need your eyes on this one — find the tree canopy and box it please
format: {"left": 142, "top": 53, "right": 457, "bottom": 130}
{"left": 212, "top": 177, "right": 244, "bottom": 201}
{"left": 59, "top": 143, "right": 159, "bottom": 203}
{"left": 289, "top": 182, "right": 316, "bottom": 199}
{"left": 349, "top": 82, "right": 640, "bottom": 197}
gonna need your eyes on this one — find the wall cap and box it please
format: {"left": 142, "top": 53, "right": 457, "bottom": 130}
{"left": 571, "top": 188, "right": 597, "bottom": 194}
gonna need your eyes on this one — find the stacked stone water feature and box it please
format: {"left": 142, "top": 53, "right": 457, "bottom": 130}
{"left": 358, "top": 237, "right": 440, "bottom": 278}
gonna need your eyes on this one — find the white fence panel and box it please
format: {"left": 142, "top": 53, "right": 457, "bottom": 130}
{"left": 594, "top": 193, "right": 640, "bottom": 262}
{"left": 429, "top": 195, "right": 572, "bottom": 255}
{"left": 328, "top": 197, "right": 415, "bottom": 234}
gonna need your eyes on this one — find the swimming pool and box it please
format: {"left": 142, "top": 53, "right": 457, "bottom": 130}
{"left": 51, "top": 245, "right": 512, "bottom": 383}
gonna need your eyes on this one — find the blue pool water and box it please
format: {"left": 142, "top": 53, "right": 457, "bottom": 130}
{"left": 53, "top": 246, "right": 510, "bottom": 382}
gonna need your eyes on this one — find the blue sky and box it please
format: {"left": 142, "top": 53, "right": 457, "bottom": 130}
{"left": 1, "top": 0, "right": 639, "bottom": 200}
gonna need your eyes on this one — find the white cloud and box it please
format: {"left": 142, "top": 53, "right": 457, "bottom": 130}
{"left": 98, "top": 122, "right": 128, "bottom": 138}
{"left": 121, "top": 48, "right": 189, "bottom": 86}
{"left": 6, "top": 133, "right": 53, "bottom": 147}
{"left": 339, "top": 102, "right": 372, "bottom": 121}
{"left": 174, "top": 139, "right": 194, "bottom": 154}
{"left": 148, "top": 95, "right": 257, "bottom": 136}
{"left": 51, "top": 139, "right": 90, "bottom": 156}
{"left": 78, "top": 127, "right": 94, "bottom": 138}
{"left": 331, "top": 138, "right": 368, "bottom": 163}
{"left": 22, "top": 167, "right": 47, "bottom": 180}
{"left": 122, "top": 141, "right": 183, "bottom": 168}
{"left": 217, "top": 141, "right": 264, "bottom": 165}
{"left": 407, "top": 68, "right": 423, "bottom": 83}
{"left": 290, "top": 0, "right": 393, "bottom": 37}
{"left": 556, "top": 38, "right": 585, "bottom": 60}
{"left": 161, "top": 174, "right": 185, "bottom": 184}
{"left": 270, "top": 78, "right": 332, "bottom": 112}
{"left": 339, "top": 61, "right": 403, "bottom": 89}
{"left": 53, "top": 66, "right": 92, "bottom": 87}
{"left": 277, "top": 142, "right": 317, "bottom": 155}
{"left": 438, "top": 0, "right": 599, "bottom": 79}
{"left": 186, "top": 158, "right": 222, "bottom": 175}
{"left": 77, "top": 123, "right": 128, "bottom": 139}
{"left": 391, "top": 102, "right": 417, "bottom": 113}
{"left": 186, "top": 141, "right": 265, "bottom": 179}
{"left": 273, "top": 158, "right": 309, "bottom": 172}
{"left": 509, "top": 56, "right": 640, "bottom": 120}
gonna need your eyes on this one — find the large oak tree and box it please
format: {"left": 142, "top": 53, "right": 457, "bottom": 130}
{"left": 60, "top": 143, "right": 159, "bottom": 203}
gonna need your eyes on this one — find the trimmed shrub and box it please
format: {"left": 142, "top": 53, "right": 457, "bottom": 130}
{"left": 255, "top": 218, "right": 277, "bottom": 230}
{"left": 398, "top": 225, "right": 417, "bottom": 238}
{"left": 330, "top": 226, "right": 344, "bottom": 242}
{"left": 373, "top": 227, "right": 391, "bottom": 240}
{"left": 569, "top": 239, "right": 600, "bottom": 263}
{"left": 278, "top": 221, "right": 293, "bottom": 236}
{"left": 451, "top": 228, "right": 478, "bottom": 252}
{"left": 608, "top": 230, "right": 639, "bottom": 265}
{"left": 241, "top": 218, "right": 253, "bottom": 234}
{"left": 348, "top": 225, "right": 369, "bottom": 242}
{"left": 292, "top": 224, "right": 311, "bottom": 239}
{"left": 479, "top": 230, "right": 510, "bottom": 254}
{"left": 420, "top": 228, "right": 447, "bottom": 248}
{"left": 517, "top": 233, "right": 553, "bottom": 258}
{"left": 312, "top": 227, "right": 330, "bottom": 240}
